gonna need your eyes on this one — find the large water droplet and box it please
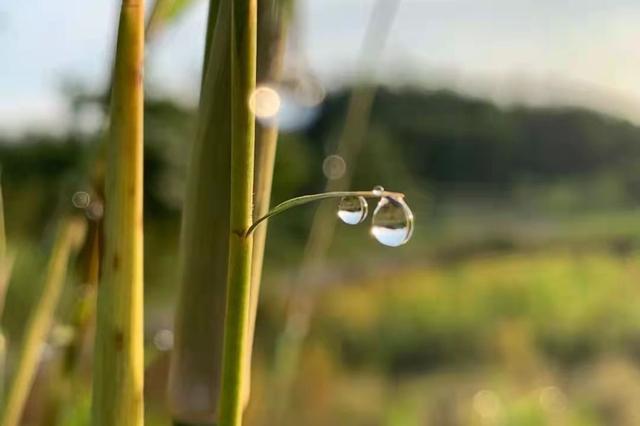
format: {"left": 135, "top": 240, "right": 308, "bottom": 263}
{"left": 337, "top": 196, "right": 368, "bottom": 225}
{"left": 371, "top": 197, "right": 414, "bottom": 247}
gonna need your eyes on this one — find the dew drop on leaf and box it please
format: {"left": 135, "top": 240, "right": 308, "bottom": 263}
{"left": 371, "top": 197, "right": 414, "bottom": 247}
{"left": 337, "top": 196, "right": 368, "bottom": 225}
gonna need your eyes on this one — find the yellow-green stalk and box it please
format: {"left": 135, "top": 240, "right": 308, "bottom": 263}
{"left": 46, "top": 219, "right": 101, "bottom": 426}
{"left": 167, "top": 0, "right": 232, "bottom": 423}
{"left": 146, "top": 0, "right": 199, "bottom": 39}
{"left": 218, "top": 0, "right": 257, "bottom": 424}
{"left": 244, "top": 0, "right": 290, "bottom": 408}
{"left": 0, "top": 217, "right": 86, "bottom": 426}
{"left": 90, "top": 0, "right": 145, "bottom": 424}
{"left": 0, "top": 180, "right": 13, "bottom": 408}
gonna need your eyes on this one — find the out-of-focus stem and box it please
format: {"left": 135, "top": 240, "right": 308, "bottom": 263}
{"left": 44, "top": 219, "right": 101, "bottom": 426}
{"left": 90, "top": 0, "right": 145, "bottom": 423}
{"left": 218, "top": 0, "right": 257, "bottom": 424}
{"left": 0, "top": 217, "right": 85, "bottom": 426}
{"left": 0, "top": 180, "right": 13, "bottom": 409}
{"left": 272, "top": 0, "right": 401, "bottom": 420}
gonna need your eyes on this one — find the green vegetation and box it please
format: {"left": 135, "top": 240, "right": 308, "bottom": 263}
{"left": 1, "top": 217, "right": 84, "bottom": 426}
{"left": 3, "top": 55, "right": 640, "bottom": 425}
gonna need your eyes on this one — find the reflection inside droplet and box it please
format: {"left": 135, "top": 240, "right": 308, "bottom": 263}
{"left": 72, "top": 191, "right": 91, "bottom": 208}
{"left": 337, "top": 195, "right": 368, "bottom": 225}
{"left": 322, "top": 154, "right": 346, "bottom": 180}
{"left": 371, "top": 197, "right": 414, "bottom": 247}
{"left": 249, "top": 85, "right": 281, "bottom": 119}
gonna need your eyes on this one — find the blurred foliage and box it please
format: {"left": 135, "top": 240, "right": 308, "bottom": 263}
{"left": 3, "top": 86, "right": 640, "bottom": 425}
{"left": 4, "top": 87, "right": 640, "bottom": 235}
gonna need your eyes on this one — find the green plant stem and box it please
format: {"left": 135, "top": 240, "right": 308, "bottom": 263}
{"left": 244, "top": 0, "right": 290, "bottom": 406}
{"left": 0, "top": 177, "right": 6, "bottom": 259}
{"left": 90, "top": 0, "right": 145, "bottom": 424}
{"left": 0, "top": 217, "right": 85, "bottom": 426}
{"left": 0, "top": 178, "right": 13, "bottom": 409}
{"left": 218, "top": 0, "right": 257, "bottom": 424}
{"left": 145, "top": 0, "right": 199, "bottom": 39}
{"left": 246, "top": 190, "right": 404, "bottom": 236}
{"left": 0, "top": 253, "right": 15, "bottom": 412}
{"left": 45, "top": 219, "right": 101, "bottom": 426}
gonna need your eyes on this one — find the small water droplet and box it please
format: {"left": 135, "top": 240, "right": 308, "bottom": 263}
{"left": 372, "top": 185, "right": 384, "bottom": 196}
{"left": 371, "top": 197, "right": 414, "bottom": 247}
{"left": 337, "top": 196, "right": 368, "bottom": 225}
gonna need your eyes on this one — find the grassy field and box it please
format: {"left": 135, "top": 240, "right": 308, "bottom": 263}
{"left": 256, "top": 247, "right": 640, "bottom": 425}
{"left": 5, "top": 199, "right": 640, "bottom": 425}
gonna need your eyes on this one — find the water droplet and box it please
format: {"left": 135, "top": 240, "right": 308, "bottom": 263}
{"left": 322, "top": 154, "right": 346, "bottom": 180}
{"left": 249, "top": 85, "right": 281, "bottom": 120}
{"left": 371, "top": 197, "right": 414, "bottom": 247}
{"left": 72, "top": 191, "right": 91, "bottom": 208}
{"left": 372, "top": 185, "right": 384, "bottom": 196}
{"left": 337, "top": 196, "right": 368, "bottom": 225}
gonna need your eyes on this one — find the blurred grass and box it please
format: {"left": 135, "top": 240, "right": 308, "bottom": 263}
{"left": 6, "top": 88, "right": 640, "bottom": 424}
{"left": 259, "top": 246, "right": 640, "bottom": 426}
{"left": 4, "top": 206, "right": 640, "bottom": 425}
{"left": 321, "top": 250, "right": 640, "bottom": 371}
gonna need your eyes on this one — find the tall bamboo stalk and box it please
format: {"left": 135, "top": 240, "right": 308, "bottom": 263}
{"left": 218, "top": 0, "right": 257, "bottom": 424}
{"left": 0, "top": 217, "right": 85, "bottom": 426}
{"left": 168, "top": 0, "right": 232, "bottom": 423}
{"left": 90, "top": 0, "right": 145, "bottom": 423}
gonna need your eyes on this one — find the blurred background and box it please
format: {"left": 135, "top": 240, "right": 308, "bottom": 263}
{"left": 3, "top": 0, "right": 640, "bottom": 424}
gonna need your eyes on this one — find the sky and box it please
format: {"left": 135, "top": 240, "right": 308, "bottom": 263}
{"left": 2, "top": 0, "right": 640, "bottom": 135}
